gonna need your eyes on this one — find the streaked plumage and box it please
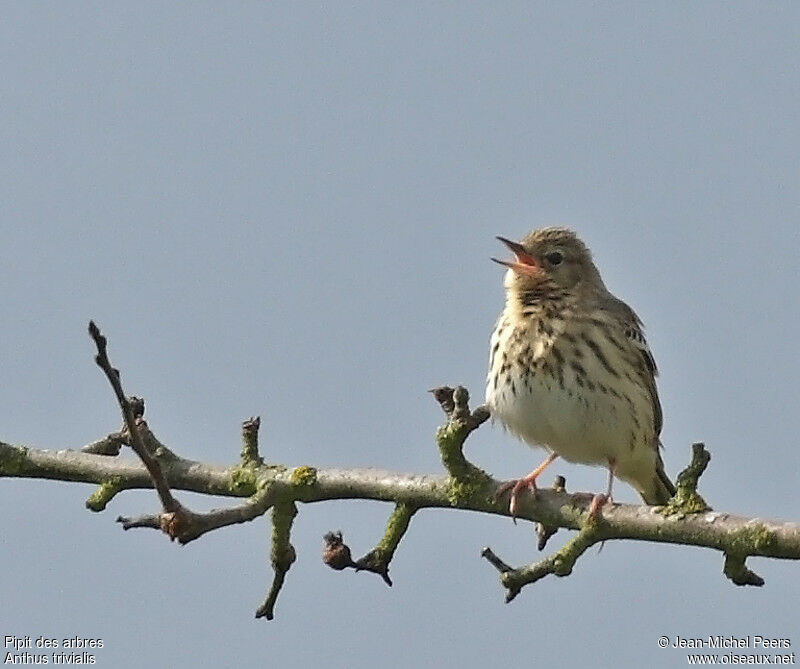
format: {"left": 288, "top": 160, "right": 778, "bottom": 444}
{"left": 486, "top": 227, "right": 674, "bottom": 512}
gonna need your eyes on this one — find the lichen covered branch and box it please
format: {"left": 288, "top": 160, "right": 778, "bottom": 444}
{"left": 431, "top": 385, "right": 490, "bottom": 478}
{"left": 356, "top": 502, "right": 416, "bottom": 584}
{"left": 479, "top": 442, "right": 786, "bottom": 602}
{"left": 723, "top": 553, "right": 765, "bottom": 587}
{"left": 660, "top": 442, "right": 712, "bottom": 516}
{"left": 3, "top": 336, "right": 800, "bottom": 619}
{"left": 3, "top": 439, "right": 799, "bottom": 566}
{"left": 256, "top": 501, "right": 298, "bottom": 620}
{"left": 483, "top": 515, "right": 606, "bottom": 602}
{"left": 322, "top": 503, "right": 418, "bottom": 586}
{"left": 240, "top": 416, "right": 263, "bottom": 466}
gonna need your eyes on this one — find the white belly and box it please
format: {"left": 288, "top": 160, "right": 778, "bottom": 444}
{"left": 487, "top": 370, "right": 630, "bottom": 466}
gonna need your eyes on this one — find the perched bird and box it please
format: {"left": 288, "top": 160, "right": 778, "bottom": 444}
{"left": 485, "top": 227, "right": 675, "bottom": 516}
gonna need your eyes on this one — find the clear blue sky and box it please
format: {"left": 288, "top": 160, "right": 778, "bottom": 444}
{"left": 2, "top": 3, "right": 799, "bottom": 668}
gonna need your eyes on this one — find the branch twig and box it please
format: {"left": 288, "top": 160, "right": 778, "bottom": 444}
{"left": 81, "top": 432, "right": 126, "bottom": 456}
{"left": 88, "top": 321, "right": 180, "bottom": 514}
{"left": 479, "top": 443, "right": 775, "bottom": 602}
{"left": 430, "top": 385, "right": 490, "bottom": 478}
{"left": 241, "top": 416, "right": 263, "bottom": 466}
{"left": 117, "top": 484, "right": 277, "bottom": 544}
{"left": 256, "top": 502, "right": 298, "bottom": 620}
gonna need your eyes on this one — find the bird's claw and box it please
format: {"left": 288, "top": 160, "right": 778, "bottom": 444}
{"left": 587, "top": 493, "right": 611, "bottom": 518}
{"left": 496, "top": 478, "right": 538, "bottom": 523}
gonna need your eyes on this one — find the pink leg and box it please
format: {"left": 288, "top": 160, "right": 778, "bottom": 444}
{"left": 605, "top": 459, "right": 616, "bottom": 501}
{"left": 497, "top": 452, "right": 559, "bottom": 521}
{"left": 588, "top": 459, "right": 616, "bottom": 517}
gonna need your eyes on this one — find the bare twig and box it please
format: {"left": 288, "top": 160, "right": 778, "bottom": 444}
{"left": 484, "top": 517, "right": 606, "bottom": 603}
{"left": 117, "top": 484, "right": 277, "bottom": 544}
{"left": 81, "top": 432, "right": 126, "bottom": 456}
{"left": 136, "top": 418, "right": 178, "bottom": 460}
{"left": 88, "top": 321, "right": 180, "bottom": 514}
{"left": 536, "top": 476, "right": 566, "bottom": 550}
{"left": 480, "top": 546, "right": 513, "bottom": 573}
{"left": 429, "top": 386, "right": 456, "bottom": 417}
{"left": 723, "top": 553, "right": 765, "bottom": 587}
{"left": 431, "top": 385, "right": 491, "bottom": 431}
{"left": 240, "top": 416, "right": 263, "bottom": 466}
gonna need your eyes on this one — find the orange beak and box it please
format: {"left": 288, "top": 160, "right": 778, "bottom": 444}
{"left": 492, "top": 236, "right": 540, "bottom": 276}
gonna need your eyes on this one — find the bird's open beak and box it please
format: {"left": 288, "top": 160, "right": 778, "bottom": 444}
{"left": 491, "top": 236, "right": 540, "bottom": 276}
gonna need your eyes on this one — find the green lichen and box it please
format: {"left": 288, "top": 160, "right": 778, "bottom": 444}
{"left": 436, "top": 422, "right": 464, "bottom": 459}
{"left": 270, "top": 502, "right": 298, "bottom": 567}
{"left": 435, "top": 423, "right": 453, "bottom": 444}
{"left": 230, "top": 465, "right": 258, "bottom": 496}
{"left": 290, "top": 465, "right": 317, "bottom": 487}
{"left": 552, "top": 554, "right": 571, "bottom": 576}
{"left": 659, "top": 488, "right": 710, "bottom": 518}
{"left": 445, "top": 467, "right": 492, "bottom": 506}
{"left": 436, "top": 418, "right": 487, "bottom": 483}
{"left": 375, "top": 503, "right": 415, "bottom": 555}
{"left": 729, "top": 523, "right": 778, "bottom": 555}
{"left": 85, "top": 476, "right": 124, "bottom": 512}
{"left": 384, "top": 504, "right": 411, "bottom": 534}
{"left": 0, "top": 443, "right": 28, "bottom": 476}
{"left": 660, "top": 442, "right": 712, "bottom": 517}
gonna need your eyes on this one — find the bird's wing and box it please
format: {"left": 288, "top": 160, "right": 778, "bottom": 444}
{"left": 600, "top": 294, "right": 663, "bottom": 437}
{"left": 623, "top": 318, "right": 658, "bottom": 376}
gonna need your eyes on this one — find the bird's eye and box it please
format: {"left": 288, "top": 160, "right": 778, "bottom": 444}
{"left": 545, "top": 251, "right": 564, "bottom": 266}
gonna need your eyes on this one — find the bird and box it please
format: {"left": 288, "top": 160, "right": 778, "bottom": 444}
{"left": 485, "top": 227, "right": 675, "bottom": 517}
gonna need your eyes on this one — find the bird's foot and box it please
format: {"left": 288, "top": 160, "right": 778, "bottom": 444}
{"left": 587, "top": 493, "right": 612, "bottom": 519}
{"left": 494, "top": 478, "right": 516, "bottom": 501}
{"left": 496, "top": 477, "right": 538, "bottom": 524}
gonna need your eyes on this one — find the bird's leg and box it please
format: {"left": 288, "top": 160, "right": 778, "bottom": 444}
{"left": 605, "top": 459, "right": 616, "bottom": 501}
{"left": 496, "top": 452, "right": 559, "bottom": 521}
{"left": 588, "top": 459, "right": 616, "bottom": 517}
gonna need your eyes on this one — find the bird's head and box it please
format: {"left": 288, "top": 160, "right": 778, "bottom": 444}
{"left": 492, "top": 227, "right": 604, "bottom": 295}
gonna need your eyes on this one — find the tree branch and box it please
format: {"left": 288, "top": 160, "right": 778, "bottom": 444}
{"left": 256, "top": 501, "right": 298, "bottom": 620}
{"left": 4, "top": 439, "right": 799, "bottom": 562}
{"left": 240, "top": 416, "right": 263, "bottom": 466}
{"left": 88, "top": 321, "right": 181, "bottom": 513}
{"left": 2, "top": 325, "right": 799, "bottom": 620}
{"left": 117, "top": 484, "right": 277, "bottom": 544}
{"left": 322, "top": 502, "right": 418, "bottom": 586}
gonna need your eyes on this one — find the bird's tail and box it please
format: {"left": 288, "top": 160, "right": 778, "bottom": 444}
{"left": 638, "top": 456, "right": 676, "bottom": 506}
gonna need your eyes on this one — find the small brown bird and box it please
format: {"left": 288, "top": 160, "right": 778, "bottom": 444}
{"left": 485, "top": 227, "right": 675, "bottom": 516}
